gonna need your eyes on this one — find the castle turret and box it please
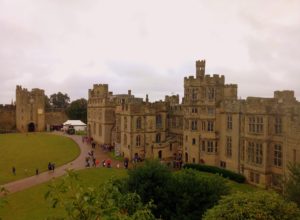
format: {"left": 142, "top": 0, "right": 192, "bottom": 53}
{"left": 196, "top": 60, "right": 205, "bottom": 79}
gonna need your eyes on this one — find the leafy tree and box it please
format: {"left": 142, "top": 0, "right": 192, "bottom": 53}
{"left": 203, "top": 191, "right": 300, "bottom": 220}
{"left": 284, "top": 163, "right": 300, "bottom": 207}
{"left": 50, "top": 92, "right": 70, "bottom": 108}
{"left": 170, "top": 169, "right": 229, "bottom": 220}
{"left": 45, "top": 170, "right": 155, "bottom": 220}
{"left": 124, "top": 160, "right": 229, "bottom": 220}
{"left": 126, "top": 160, "right": 173, "bottom": 218}
{"left": 65, "top": 98, "right": 87, "bottom": 123}
{"left": 44, "top": 95, "right": 51, "bottom": 109}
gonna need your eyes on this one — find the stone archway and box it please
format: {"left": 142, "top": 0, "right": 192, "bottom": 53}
{"left": 28, "top": 122, "right": 35, "bottom": 132}
{"left": 158, "top": 150, "right": 162, "bottom": 159}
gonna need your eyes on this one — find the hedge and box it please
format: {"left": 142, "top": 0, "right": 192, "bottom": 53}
{"left": 183, "top": 163, "right": 246, "bottom": 183}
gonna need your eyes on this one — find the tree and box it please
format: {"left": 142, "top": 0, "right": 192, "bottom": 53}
{"left": 123, "top": 160, "right": 229, "bottom": 220}
{"left": 49, "top": 92, "right": 70, "bottom": 108}
{"left": 203, "top": 191, "right": 300, "bottom": 220}
{"left": 126, "top": 160, "right": 173, "bottom": 218}
{"left": 65, "top": 98, "right": 87, "bottom": 123}
{"left": 45, "top": 170, "right": 155, "bottom": 220}
{"left": 170, "top": 169, "right": 229, "bottom": 220}
{"left": 284, "top": 163, "right": 300, "bottom": 207}
{"left": 44, "top": 95, "right": 51, "bottom": 109}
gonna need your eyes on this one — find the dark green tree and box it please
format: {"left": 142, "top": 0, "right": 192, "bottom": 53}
{"left": 284, "top": 163, "right": 300, "bottom": 207}
{"left": 203, "top": 191, "right": 300, "bottom": 220}
{"left": 170, "top": 169, "right": 229, "bottom": 220}
{"left": 65, "top": 98, "right": 87, "bottom": 123}
{"left": 126, "top": 160, "right": 173, "bottom": 218}
{"left": 50, "top": 92, "right": 70, "bottom": 108}
{"left": 44, "top": 95, "right": 51, "bottom": 109}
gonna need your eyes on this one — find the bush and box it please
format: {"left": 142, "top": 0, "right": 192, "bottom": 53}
{"left": 203, "top": 191, "right": 300, "bottom": 220}
{"left": 183, "top": 163, "right": 246, "bottom": 183}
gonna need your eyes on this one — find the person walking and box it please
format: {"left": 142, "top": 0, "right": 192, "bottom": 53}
{"left": 35, "top": 168, "right": 39, "bottom": 175}
{"left": 12, "top": 166, "right": 16, "bottom": 175}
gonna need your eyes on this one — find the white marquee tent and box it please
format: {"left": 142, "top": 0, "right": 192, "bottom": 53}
{"left": 63, "top": 120, "right": 87, "bottom": 131}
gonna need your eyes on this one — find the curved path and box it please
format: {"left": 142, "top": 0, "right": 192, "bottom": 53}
{"left": 1, "top": 132, "right": 122, "bottom": 194}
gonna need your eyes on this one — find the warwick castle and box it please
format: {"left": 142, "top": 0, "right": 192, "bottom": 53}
{"left": 87, "top": 60, "right": 300, "bottom": 188}
{"left": 1, "top": 59, "right": 300, "bottom": 187}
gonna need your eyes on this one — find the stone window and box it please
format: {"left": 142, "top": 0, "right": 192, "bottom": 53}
{"left": 192, "top": 138, "right": 196, "bottom": 145}
{"left": 156, "top": 133, "right": 161, "bottom": 143}
{"left": 226, "top": 136, "right": 232, "bottom": 157}
{"left": 202, "top": 141, "right": 205, "bottom": 151}
{"left": 207, "top": 87, "right": 215, "bottom": 101}
{"left": 274, "top": 144, "right": 282, "bottom": 167}
{"left": 124, "top": 134, "right": 127, "bottom": 145}
{"left": 156, "top": 115, "right": 162, "bottom": 129}
{"left": 124, "top": 116, "right": 127, "bottom": 130}
{"left": 227, "top": 115, "right": 232, "bottom": 130}
{"left": 220, "top": 161, "right": 226, "bottom": 168}
{"left": 247, "top": 141, "right": 263, "bottom": 165}
{"left": 192, "top": 107, "right": 198, "bottom": 113}
{"left": 207, "top": 121, "right": 214, "bottom": 132}
{"left": 248, "top": 116, "right": 263, "bottom": 133}
{"left": 275, "top": 117, "right": 282, "bottom": 134}
{"left": 191, "top": 120, "right": 197, "bottom": 131}
{"left": 136, "top": 135, "right": 141, "bottom": 146}
{"left": 207, "top": 141, "right": 214, "bottom": 153}
{"left": 136, "top": 117, "right": 142, "bottom": 129}
{"left": 202, "top": 121, "right": 206, "bottom": 131}
{"left": 207, "top": 107, "right": 214, "bottom": 115}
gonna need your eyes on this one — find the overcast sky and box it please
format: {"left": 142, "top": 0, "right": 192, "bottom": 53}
{"left": 0, "top": 0, "right": 300, "bottom": 104}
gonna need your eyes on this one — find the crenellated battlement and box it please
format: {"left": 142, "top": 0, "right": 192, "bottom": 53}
{"left": 89, "top": 84, "right": 109, "bottom": 99}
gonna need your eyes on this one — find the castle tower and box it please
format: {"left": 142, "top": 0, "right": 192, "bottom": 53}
{"left": 16, "top": 86, "right": 45, "bottom": 132}
{"left": 196, "top": 60, "right": 205, "bottom": 79}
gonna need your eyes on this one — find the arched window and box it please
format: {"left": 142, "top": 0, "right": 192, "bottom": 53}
{"left": 136, "top": 135, "right": 141, "bottom": 146}
{"left": 156, "top": 115, "right": 162, "bottom": 129}
{"left": 136, "top": 117, "right": 142, "bottom": 129}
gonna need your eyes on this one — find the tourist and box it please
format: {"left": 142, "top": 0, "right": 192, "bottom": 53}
{"left": 12, "top": 166, "right": 16, "bottom": 175}
{"left": 36, "top": 168, "right": 39, "bottom": 175}
{"left": 48, "top": 162, "right": 52, "bottom": 171}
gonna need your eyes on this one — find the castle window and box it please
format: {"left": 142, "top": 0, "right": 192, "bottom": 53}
{"left": 274, "top": 144, "right": 282, "bottom": 167}
{"left": 215, "top": 141, "right": 218, "bottom": 153}
{"left": 207, "top": 87, "right": 215, "bottom": 101}
{"left": 136, "top": 117, "right": 142, "bottom": 129}
{"left": 124, "top": 116, "right": 127, "bottom": 130}
{"left": 275, "top": 117, "right": 282, "bottom": 134}
{"left": 136, "top": 135, "right": 141, "bottom": 146}
{"left": 249, "top": 116, "right": 263, "bottom": 133}
{"left": 191, "top": 107, "right": 198, "bottom": 113}
{"left": 220, "top": 161, "right": 226, "bottom": 168}
{"left": 192, "top": 138, "right": 196, "bottom": 145}
{"left": 192, "top": 88, "right": 197, "bottom": 101}
{"left": 207, "top": 141, "right": 214, "bottom": 152}
{"left": 226, "top": 136, "right": 232, "bottom": 157}
{"left": 202, "top": 121, "right": 206, "bottom": 131}
{"left": 207, "top": 121, "right": 214, "bottom": 132}
{"left": 202, "top": 141, "right": 205, "bottom": 151}
{"left": 156, "top": 133, "right": 161, "bottom": 143}
{"left": 124, "top": 134, "right": 127, "bottom": 145}
{"left": 227, "top": 115, "right": 232, "bottom": 130}
{"left": 207, "top": 107, "right": 214, "bottom": 115}
{"left": 247, "top": 141, "right": 263, "bottom": 165}
{"left": 156, "top": 115, "right": 162, "bottom": 129}
{"left": 191, "top": 120, "right": 197, "bottom": 131}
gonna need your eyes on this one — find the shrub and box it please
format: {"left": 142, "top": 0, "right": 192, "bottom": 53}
{"left": 183, "top": 163, "right": 246, "bottom": 183}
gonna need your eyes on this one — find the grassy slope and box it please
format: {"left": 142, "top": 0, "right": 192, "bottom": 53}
{"left": 0, "top": 168, "right": 127, "bottom": 220}
{"left": 0, "top": 133, "right": 80, "bottom": 184}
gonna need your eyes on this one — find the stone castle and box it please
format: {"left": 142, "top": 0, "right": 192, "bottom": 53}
{"left": 0, "top": 86, "right": 68, "bottom": 132}
{"left": 87, "top": 60, "right": 300, "bottom": 187}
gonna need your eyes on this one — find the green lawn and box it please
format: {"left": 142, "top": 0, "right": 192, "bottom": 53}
{"left": 0, "top": 168, "right": 127, "bottom": 220}
{"left": 0, "top": 133, "right": 80, "bottom": 184}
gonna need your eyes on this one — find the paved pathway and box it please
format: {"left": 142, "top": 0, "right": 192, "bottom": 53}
{"left": 2, "top": 132, "right": 123, "bottom": 194}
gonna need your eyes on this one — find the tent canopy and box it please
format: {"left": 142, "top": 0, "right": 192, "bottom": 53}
{"left": 63, "top": 120, "right": 86, "bottom": 126}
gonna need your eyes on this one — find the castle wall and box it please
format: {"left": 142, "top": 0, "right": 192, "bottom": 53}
{"left": 0, "top": 105, "right": 16, "bottom": 131}
{"left": 45, "top": 111, "right": 68, "bottom": 126}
